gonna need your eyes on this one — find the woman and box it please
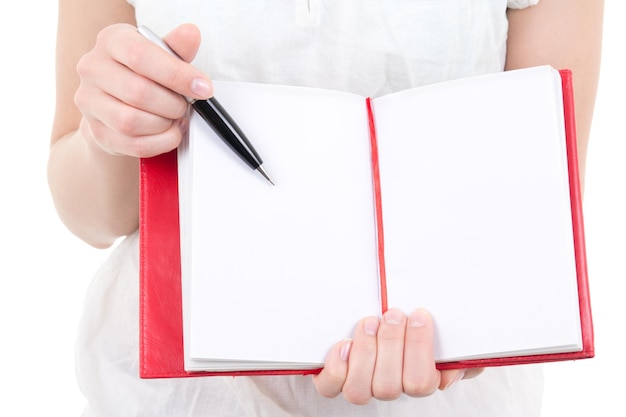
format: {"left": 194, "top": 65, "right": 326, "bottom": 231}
{"left": 49, "top": 0, "right": 603, "bottom": 415}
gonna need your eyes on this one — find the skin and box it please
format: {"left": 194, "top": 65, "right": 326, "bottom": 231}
{"left": 49, "top": 0, "right": 603, "bottom": 405}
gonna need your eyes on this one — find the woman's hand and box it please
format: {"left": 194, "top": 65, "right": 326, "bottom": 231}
{"left": 313, "top": 308, "right": 483, "bottom": 404}
{"left": 74, "top": 23, "right": 213, "bottom": 159}
{"left": 49, "top": 17, "right": 215, "bottom": 247}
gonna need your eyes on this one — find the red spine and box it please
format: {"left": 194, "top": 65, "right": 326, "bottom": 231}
{"left": 366, "top": 98, "right": 388, "bottom": 314}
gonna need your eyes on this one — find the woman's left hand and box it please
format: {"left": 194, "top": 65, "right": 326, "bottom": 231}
{"left": 312, "top": 308, "right": 483, "bottom": 404}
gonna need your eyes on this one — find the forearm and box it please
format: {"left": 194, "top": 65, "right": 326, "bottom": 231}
{"left": 48, "top": 122, "right": 139, "bottom": 248}
{"left": 506, "top": 0, "right": 604, "bottom": 184}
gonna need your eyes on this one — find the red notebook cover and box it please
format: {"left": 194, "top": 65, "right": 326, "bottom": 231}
{"left": 139, "top": 70, "right": 594, "bottom": 379}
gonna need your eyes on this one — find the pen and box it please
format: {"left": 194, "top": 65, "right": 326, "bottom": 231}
{"left": 137, "top": 25, "right": 274, "bottom": 185}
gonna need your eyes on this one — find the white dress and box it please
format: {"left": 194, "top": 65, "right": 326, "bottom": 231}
{"left": 76, "top": 1, "right": 545, "bottom": 416}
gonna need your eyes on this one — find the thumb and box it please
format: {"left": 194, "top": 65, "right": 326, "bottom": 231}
{"left": 163, "top": 23, "right": 202, "bottom": 63}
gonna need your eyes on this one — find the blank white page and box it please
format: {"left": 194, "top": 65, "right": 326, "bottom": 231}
{"left": 182, "top": 82, "right": 380, "bottom": 369}
{"left": 373, "top": 66, "right": 582, "bottom": 362}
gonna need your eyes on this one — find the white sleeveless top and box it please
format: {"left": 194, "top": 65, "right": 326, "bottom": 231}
{"left": 76, "top": 1, "right": 545, "bottom": 416}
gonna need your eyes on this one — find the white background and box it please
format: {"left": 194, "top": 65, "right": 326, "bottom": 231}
{"left": 0, "top": 2, "right": 623, "bottom": 416}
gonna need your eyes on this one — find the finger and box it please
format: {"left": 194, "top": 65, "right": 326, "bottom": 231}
{"left": 312, "top": 339, "right": 352, "bottom": 398}
{"left": 83, "top": 59, "right": 189, "bottom": 120}
{"left": 372, "top": 308, "right": 406, "bottom": 400}
{"left": 76, "top": 49, "right": 189, "bottom": 120}
{"left": 439, "top": 370, "right": 466, "bottom": 391}
{"left": 341, "top": 316, "right": 379, "bottom": 405}
{"left": 82, "top": 115, "right": 183, "bottom": 158}
{"left": 402, "top": 309, "right": 441, "bottom": 397}
{"left": 76, "top": 88, "right": 177, "bottom": 140}
{"left": 102, "top": 24, "right": 213, "bottom": 101}
{"left": 163, "top": 23, "right": 202, "bottom": 63}
{"left": 439, "top": 367, "right": 484, "bottom": 390}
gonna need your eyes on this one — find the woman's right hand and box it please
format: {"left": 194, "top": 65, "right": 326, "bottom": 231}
{"left": 48, "top": 18, "right": 215, "bottom": 247}
{"left": 74, "top": 23, "right": 213, "bottom": 159}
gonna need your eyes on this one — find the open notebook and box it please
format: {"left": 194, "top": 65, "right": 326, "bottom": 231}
{"left": 139, "top": 66, "right": 593, "bottom": 378}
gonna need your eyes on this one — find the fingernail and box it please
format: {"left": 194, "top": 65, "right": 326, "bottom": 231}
{"left": 363, "top": 317, "right": 380, "bottom": 336}
{"left": 339, "top": 339, "right": 352, "bottom": 361}
{"left": 444, "top": 371, "right": 465, "bottom": 390}
{"left": 384, "top": 309, "right": 403, "bottom": 325}
{"left": 409, "top": 309, "right": 428, "bottom": 328}
{"left": 191, "top": 78, "right": 213, "bottom": 98}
